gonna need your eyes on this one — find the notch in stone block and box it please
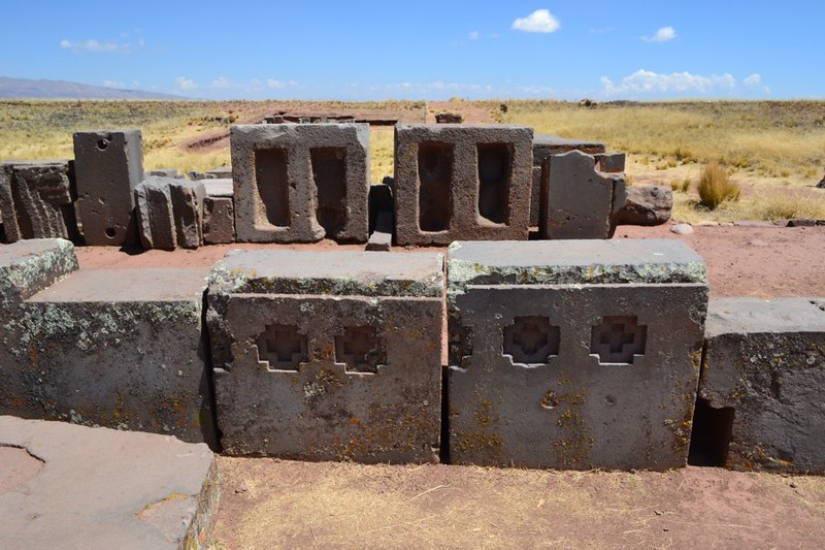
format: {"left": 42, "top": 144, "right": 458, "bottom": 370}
{"left": 312, "top": 147, "right": 347, "bottom": 239}
{"left": 256, "top": 324, "right": 308, "bottom": 372}
{"left": 255, "top": 148, "right": 290, "bottom": 227}
{"left": 503, "top": 316, "right": 560, "bottom": 366}
{"left": 418, "top": 142, "right": 452, "bottom": 232}
{"left": 334, "top": 326, "right": 385, "bottom": 374}
{"left": 477, "top": 143, "right": 511, "bottom": 226}
{"left": 591, "top": 315, "right": 647, "bottom": 364}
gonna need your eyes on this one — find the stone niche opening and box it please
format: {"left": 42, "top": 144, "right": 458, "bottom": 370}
{"left": 503, "top": 316, "right": 560, "bottom": 366}
{"left": 591, "top": 315, "right": 647, "bottom": 364}
{"left": 255, "top": 148, "right": 290, "bottom": 227}
{"left": 256, "top": 324, "right": 307, "bottom": 372}
{"left": 417, "top": 142, "right": 453, "bottom": 232}
{"left": 477, "top": 143, "right": 512, "bottom": 225}
{"left": 335, "top": 326, "right": 385, "bottom": 374}
{"left": 688, "top": 397, "right": 735, "bottom": 467}
{"left": 311, "top": 147, "right": 347, "bottom": 238}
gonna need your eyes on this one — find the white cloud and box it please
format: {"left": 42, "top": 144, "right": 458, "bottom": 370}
{"left": 266, "top": 79, "right": 299, "bottom": 89}
{"left": 175, "top": 76, "right": 197, "bottom": 90}
{"left": 102, "top": 80, "right": 125, "bottom": 89}
{"left": 469, "top": 31, "right": 479, "bottom": 40}
{"left": 601, "top": 69, "right": 736, "bottom": 96}
{"left": 210, "top": 77, "right": 233, "bottom": 89}
{"left": 643, "top": 26, "right": 676, "bottom": 43}
{"left": 59, "top": 31, "right": 144, "bottom": 54}
{"left": 511, "top": 9, "right": 560, "bottom": 33}
{"left": 743, "top": 74, "right": 761, "bottom": 87}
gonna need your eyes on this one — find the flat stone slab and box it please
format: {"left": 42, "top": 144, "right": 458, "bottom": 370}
{"left": 201, "top": 178, "right": 234, "bottom": 197}
{"left": 0, "top": 238, "right": 78, "bottom": 310}
{"left": 0, "top": 416, "right": 218, "bottom": 549}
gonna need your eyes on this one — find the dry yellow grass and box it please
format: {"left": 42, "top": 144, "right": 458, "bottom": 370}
{"left": 698, "top": 162, "right": 740, "bottom": 210}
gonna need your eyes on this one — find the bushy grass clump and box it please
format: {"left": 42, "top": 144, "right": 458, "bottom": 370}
{"left": 698, "top": 162, "right": 740, "bottom": 210}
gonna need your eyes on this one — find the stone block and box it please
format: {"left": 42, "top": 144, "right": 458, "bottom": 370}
{"left": 595, "top": 152, "right": 626, "bottom": 173}
{"left": 202, "top": 178, "right": 234, "bottom": 198}
{"left": 394, "top": 124, "right": 533, "bottom": 245}
{"left": 73, "top": 130, "right": 144, "bottom": 246}
{"left": 0, "top": 268, "right": 214, "bottom": 445}
{"left": 207, "top": 249, "right": 444, "bottom": 462}
{"left": 206, "top": 166, "right": 232, "bottom": 179}
{"left": 134, "top": 177, "right": 206, "bottom": 250}
{"left": 0, "top": 238, "right": 78, "bottom": 314}
{"left": 0, "top": 161, "right": 78, "bottom": 243}
{"left": 203, "top": 196, "right": 235, "bottom": 244}
{"left": 530, "top": 134, "right": 606, "bottom": 227}
{"left": 695, "top": 298, "right": 825, "bottom": 473}
{"left": 539, "top": 150, "right": 627, "bottom": 240}
{"left": 147, "top": 168, "right": 184, "bottom": 179}
{"left": 615, "top": 185, "right": 673, "bottom": 226}
{"left": 447, "top": 239, "right": 708, "bottom": 470}
{"left": 231, "top": 123, "right": 370, "bottom": 243}
{"left": 366, "top": 210, "right": 393, "bottom": 251}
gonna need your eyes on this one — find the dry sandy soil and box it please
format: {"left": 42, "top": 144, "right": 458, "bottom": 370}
{"left": 72, "top": 223, "right": 825, "bottom": 549}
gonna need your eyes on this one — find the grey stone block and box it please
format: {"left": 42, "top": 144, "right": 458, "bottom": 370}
{"left": 202, "top": 178, "right": 234, "bottom": 198}
{"left": 539, "top": 150, "right": 627, "bottom": 240}
{"left": 530, "top": 135, "right": 607, "bottom": 227}
{"left": 366, "top": 210, "right": 393, "bottom": 251}
{"left": 207, "top": 250, "right": 444, "bottom": 462}
{"left": 147, "top": 168, "right": 184, "bottom": 179}
{"left": 203, "top": 196, "right": 235, "bottom": 244}
{"left": 595, "top": 152, "right": 626, "bottom": 173}
{"left": 231, "top": 124, "right": 370, "bottom": 243}
{"left": 73, "top": 130, "right": 143, "bottom": 246}
{"left": 447, "top": 239, "right": 708, "bottom": 470}
{"left": 134, "top": 177, "right": 206, "bottom": 250}
{"left": 0, "top": 268, "right": 214, "bottom": 445}
{"left": 616, "top": 185, "right": 673, "bottom": 226}
{"left": 697, "top": 298, "right": 825, "bottom": 473}
{"left": 0, "top": 161, "right": 78, "bottom": 243}
{"left": 394, "top": 124, "right": 533, "bottom": 245}
{"left": 0, "top": 238, "right": 78, "bottom": 311}
{"left": 206, "top": 166, "right": 232, "bottom": 179}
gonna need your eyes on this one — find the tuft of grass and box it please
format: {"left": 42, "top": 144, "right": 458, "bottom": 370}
{"left": 698, "top": 162, "right": 740, "bottom": 210}
{"left": 741, "top": 189, "right": 825, "bottom": 221}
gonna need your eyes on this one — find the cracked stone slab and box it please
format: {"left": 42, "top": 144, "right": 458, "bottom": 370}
{"left": 0, "top": 416, "right": 218, "bottom": 550}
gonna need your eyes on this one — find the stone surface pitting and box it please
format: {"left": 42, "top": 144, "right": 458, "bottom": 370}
{"left": 0, "top": 238, "right": 78, "bottom": 311}
{"left": 207, "top": 249, "right": 443, "bottom": 462}
{"left": 231, "top": 123, "right": 369, "bottom": 243}
{"left": 447, "top": 239, "right": 708, "bottom": 470}
{"left": 394, "top": 124, "right": 533, "bottom": 245}
{"left": 699, "top": 297, "right": 825, "bottom": 473}
{"left": 0, "top": 416, "right": 218, "bottom": 550}
{"left": 0, "top": 161, "right": 77, "bottom": 242}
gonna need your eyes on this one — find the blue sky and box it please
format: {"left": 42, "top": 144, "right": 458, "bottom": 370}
{"left": 2, "top": 1, "right": 822, "bottom": 100}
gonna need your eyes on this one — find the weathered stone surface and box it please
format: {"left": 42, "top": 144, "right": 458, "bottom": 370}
{"left": 206, "top": 166, "right": 232, "bottom": 179}
{"left": 539, "top": 150, "right": 627, "bottom": 239}
{"left": 394, "top": 124, "right": 533, "bottom": 245}
{"left": 0, "top": 416, "right": 218, "bottom": 550}
{"left": 615, "top": 185, "right": 673, "bottom": 226}
{"left": 73, "top": 130, "right": 143, "bottom": 246}
{"left": 530, "top": 134, "right": 607, "bottom": 227}
{"left": 147, "top": 168, "right": 183, "bottom": 179}
{"left": 0, "top": 268, "right": 214, "bottom": 445}
{"left": 203, "top": 196, "right": 235, "bottom": 244}
{"left": 0, "top": 161, "right": 78, "bottom": 243}
{"left": 595, "top": 152, "right": 626, "bottom": 173}
{"left": 202, "top": 178, "right": 234, "bottom": 198}
{"left": 231, "top": 124, "right": 370, "bottom": 243}
{"left": 697, "top": 297, "right": 825, "bottom": 474}
{"left": 135, "top": 177, "right": 206, "bottom": 250}
{"left": 671, "top": 223, "right": 694, "bottom": 235}
{"left": 447, "top": 239, "right": 708, "bottom": 470}
{"left": 435, "top": 113, "right": 463, "bottom": 123}
{"left": 207, "top": 250, "right": 443, "bottom": 462}
{"left": 0, "top": 238, "right": 78, "bottom": 311}
{"left": 366, "top": 210, "right": 393, "bottom": 251}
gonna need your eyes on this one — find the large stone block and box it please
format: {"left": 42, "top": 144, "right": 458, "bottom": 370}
{"left": 394, "top": 124, "right": 533, "bottom": 245}
{"left": 0, "top": 238, "right": 78, "bottom": 311}
{"left": 695, "top": 298, "right": 825, "bottom": 473}
{"left": 231, "top": 124, "right": 369, "bottom": 243}
{"left": 447, "top": 240, "right": 708, "bottom": 470}
{"left": 0, "top": 267, "right": 214, "bottom": 445}
{"left": 539, "top": 150, "right": 627, "bottom": 240}
{"left": 73, "top": 130, "right": 144, "bottom": 246}
{"left": 0, "top": 161, "right": 78, "bottom": 243}
{"left": 207, "top": 249, "right": 444, "bottom": 462}
{"left": 135, "top": 177, "right": 206, "bottom": 250}
{"left": 530, "top": 134, "right": 606, "bottom": 227}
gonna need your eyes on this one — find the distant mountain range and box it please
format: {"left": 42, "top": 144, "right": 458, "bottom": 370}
{"left": 0, "top": 77, "right": 185, "bottom": 100}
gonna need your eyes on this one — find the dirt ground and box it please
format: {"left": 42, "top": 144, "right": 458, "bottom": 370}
{"left": 71, "top": 223, "right": 825, "bottom": 549}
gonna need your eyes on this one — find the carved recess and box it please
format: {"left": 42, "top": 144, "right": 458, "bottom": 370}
{"left": 256, "top": 324, "right": 307, "bottom": 371}
{"left": 503, "top": 316, "right": 560, "bottom": 365}
{"left": 335, "top": 326, "right": 385, "bottom": 374}
{"left": 591, "top": 316, "right": 647, "bottom": 364}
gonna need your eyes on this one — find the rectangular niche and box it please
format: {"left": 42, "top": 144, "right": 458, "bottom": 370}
{"left": 477, "top": 143, "right": 511, "bottom": 225}
{"left": 311, "top": 147, "right": 347, "bottom": 238}
{"left": 591, "top": 315, "right": 647, "bottom": 364}
{"left": 256, "top": 324, "right": 307, "bottom": 372}
{"left": 335, "top": 326, "right": 386, "bottom": 374}
{"left": 255, "top": 148, "right": 290, "bottom": 227}
{"left": 417, "top": 142, "right": 453, "bottom": 232}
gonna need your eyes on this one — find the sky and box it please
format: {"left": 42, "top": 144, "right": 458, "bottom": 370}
{"left": 2, "top": 1, "right": 822, "bottom": 101}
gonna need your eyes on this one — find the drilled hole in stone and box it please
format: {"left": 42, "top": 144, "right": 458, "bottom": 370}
{"left": 256, "top": 324, "right": 307, "bottom": 371}
{"left": 335, "top": 326, "right": 385, "bottom": 374}
{"left": 96, "top": 139, "right": 109, "bottom": 151}
{"left": 540, "top": 390, "right": 559, "bottom": 410}
{"left": 591, "top": 315, "right": 647, "bottom": 364}
{"left": 104, "top": 227, "right": 117, "bottom": 239}
{"left": 503, "top": 316, "right": 560, "bottom": 365}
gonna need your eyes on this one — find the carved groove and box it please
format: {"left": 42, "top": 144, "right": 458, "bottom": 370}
{"left": 591, "top": 316, "right": 647, "bottom": 364}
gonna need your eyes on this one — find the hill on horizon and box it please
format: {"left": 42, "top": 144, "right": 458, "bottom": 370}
{"left": 0, "top": 77, "right": 185, "bottom": 100}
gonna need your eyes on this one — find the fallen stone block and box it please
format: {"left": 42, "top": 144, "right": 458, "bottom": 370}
{"left": 0, "top": 268, "right": 214, "bottom": 445}
{"left": 170, "top": 180, "right": 206, "bottom": 249}
{"left": 615, "top": 185, "right": 673, "bottom": 226}
{"left": 595, "top": 152, "right": 626, "bottom": 173}
{"left": 201, "top": 178, "right": 233, "bottom": 198}
{"left": 231, "top": 123, "right": 370, "bottom": 243}
{"left": 203, "top": 196, "right": 235, "bottom": 244}
{"left": 695, "top": 297, "right": 825, "bottom": 474}
{"left": 0, "top": 416, "right": 218, "bottom": 550}
{"left": 207, "top": 249, "right": 444, "bottom": 462}
{"left": 447, "top": 239, "right": 708, "bottom": 470}
{"left": 394, "top": 124, "right": 533, "bottom": 245}
{"left": 530, "top": 134, "right": 606, "bottom": 227}
{"left": 540, "top": 150, "right": 627, "bottom": 239}
{"left": 73, "top": 130, "right": 144, "bottom": 246}
{"left": 366, "top": 210, "right": 393, "bottom": 251}
{"left": 135, "top": 177, "right": 206, "bottom": 250}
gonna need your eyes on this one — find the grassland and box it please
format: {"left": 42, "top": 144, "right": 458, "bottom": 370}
{"left": 1, "top": 98, "right": 823, "bottom": 222}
